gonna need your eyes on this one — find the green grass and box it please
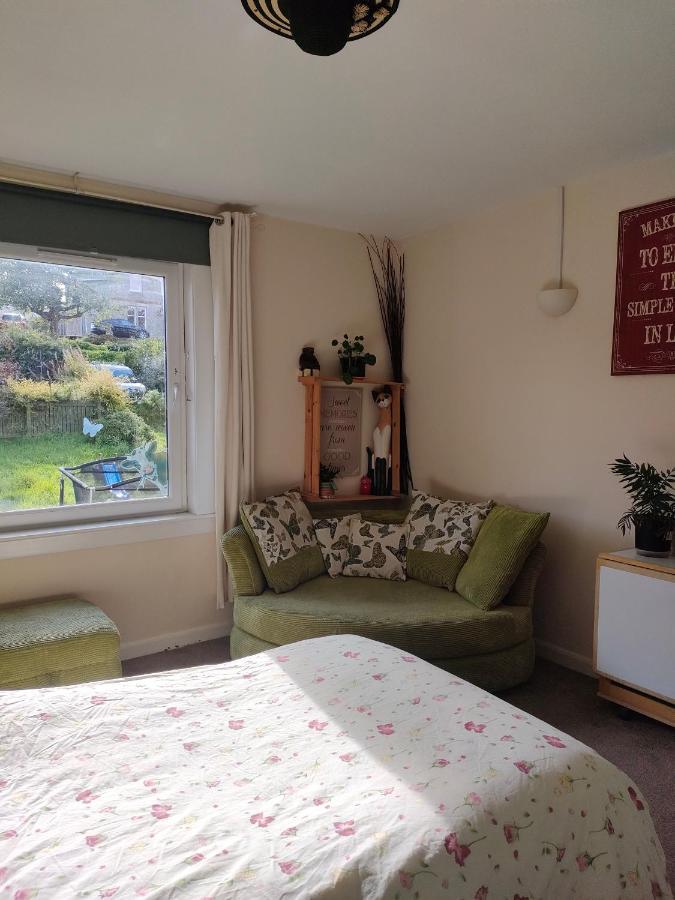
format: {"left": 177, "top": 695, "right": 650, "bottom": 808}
{"left": 0, "top": 430, "right": 165, "bottom": 512}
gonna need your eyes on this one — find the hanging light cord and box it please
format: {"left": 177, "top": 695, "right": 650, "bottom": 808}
{"left": 559, "top": 185, "right": 566, "bottom": 289}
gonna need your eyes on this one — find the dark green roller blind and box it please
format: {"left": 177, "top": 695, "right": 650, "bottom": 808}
{"left": 0, "top": 183, "right": 211, "bottom": 265}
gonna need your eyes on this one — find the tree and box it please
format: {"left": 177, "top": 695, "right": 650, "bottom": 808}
{"left": 0, "top": 258, "right": 99, "bottom": 334}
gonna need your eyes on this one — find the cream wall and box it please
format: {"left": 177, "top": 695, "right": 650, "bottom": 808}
{"left": 251, "top": 215, "right": 386, "bottom": 497}
{"left": 0, "top": 533, "right": 223, "bottom": 659}
{"left": 404, "top": 153, "right": 675, "bottom": 666}
{"left": 1, "top": 216, "right": 384, "bottom": 655}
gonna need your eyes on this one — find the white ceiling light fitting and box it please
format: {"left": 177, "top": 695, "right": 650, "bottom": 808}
{"left": 538, "top": 186, "right": 578, "bottom": 317}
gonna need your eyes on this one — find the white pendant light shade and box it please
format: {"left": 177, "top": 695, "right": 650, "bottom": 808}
{"left": 538, "top": 186, "right": 578, "bottom": 316}
{"left": 538, "top": 286, "right": 578, "bottom": 317}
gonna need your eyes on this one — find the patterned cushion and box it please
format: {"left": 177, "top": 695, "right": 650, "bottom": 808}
{"left": 456, "top": 505, "right": 550, "bottom": 610}
{"left": 343, "top": 519, "right": 409, "bottom": 581}
{"left": 314, "top": 515, "right": 360, "bottom": 577}
{"left": 405, "top": 490, "right": 494, "bottom": 589}
{"left": 240, "top": 490, "right": 324, "bottom": 594}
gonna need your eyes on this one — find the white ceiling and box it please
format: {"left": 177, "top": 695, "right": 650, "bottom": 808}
{"left": 0, "top": 0, "right": 674, "bottom": 237}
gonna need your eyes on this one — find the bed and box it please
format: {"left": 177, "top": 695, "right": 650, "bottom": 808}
{"left": 0, "top": 635, "right": 670, "bottom": 899}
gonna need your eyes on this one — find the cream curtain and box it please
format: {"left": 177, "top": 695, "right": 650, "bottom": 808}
{"left": 210, "top": 214, "right": 255, "bottom": 607}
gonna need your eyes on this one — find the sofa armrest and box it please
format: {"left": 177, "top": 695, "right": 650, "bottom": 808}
{"left": 221, "top": 526, "right": 266, "bottom": 597}
{"left": 504, "top": 542, "right": 546, "bottom": 608}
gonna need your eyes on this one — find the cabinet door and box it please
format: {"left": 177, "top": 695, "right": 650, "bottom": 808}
{"left": 596, "top": 564, "right": 675, "bottom": 701}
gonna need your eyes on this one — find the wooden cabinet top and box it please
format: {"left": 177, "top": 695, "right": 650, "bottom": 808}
{"left": 598, "top": 549, "right": 675, "bottom": 577}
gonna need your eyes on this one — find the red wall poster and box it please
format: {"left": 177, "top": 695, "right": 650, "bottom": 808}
{"left": 612, "top": 196, "right": 675, "bottom": 375}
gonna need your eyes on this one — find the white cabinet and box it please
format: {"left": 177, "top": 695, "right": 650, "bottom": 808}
{"left": 594, "top": 550, "right": 675, "bottom": 727}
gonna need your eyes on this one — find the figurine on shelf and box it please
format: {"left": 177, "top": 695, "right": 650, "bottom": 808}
{"left": 298, "top": 346, "right": 320, "bottom": 376}
{"left": 370, "top": 386, "right": 392, "bottom": 496}
{"left": 360, "top": 474, "right": 373, "bottom": 496}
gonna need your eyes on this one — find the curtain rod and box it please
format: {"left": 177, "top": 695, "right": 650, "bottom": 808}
{"left": 0, "top": 160, "right": 253, "bottom": 223}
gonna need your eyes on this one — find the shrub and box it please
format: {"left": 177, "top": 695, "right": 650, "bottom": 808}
{"left": 99, "top": 409, "right": 153, "bottom": 448}
{"left": 83, "top": 347, "right": 126, "bottom": 364}
{"left": 6, "top": 378, "right": 68, "bottom": 405}
{"left": 135, "top": 389, "right": 166, "bottom": 429}
{"left": 62, "top": 348, "right": 92, "bottom": 379}
{"left": 0, "top": 327, "right": 65, "bottom": 381}
{"left": 124, "top": 338, "right": 165, "bottom": 392}
{"left": 74, "top": 368, "right": 129, "bottom": 412}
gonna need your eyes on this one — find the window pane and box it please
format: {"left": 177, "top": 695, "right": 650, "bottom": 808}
{"left": 0, "top": 256, "right": 170, "bottom": 515}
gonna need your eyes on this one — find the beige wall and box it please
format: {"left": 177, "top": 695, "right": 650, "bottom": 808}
{"left": 404, "top": 153, "right": 675, "bottom": 665}
{"left": 0, "top": 533, "right": 224, "bottom": 657}
{"left": 251, "top": 215, "right": 386, "bottom": 497}
{"left": 1, "top": 216, "right": 384, "bottom": 654}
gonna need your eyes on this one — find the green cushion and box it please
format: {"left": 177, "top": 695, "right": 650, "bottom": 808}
{"left": 240, "top": 504, "right": 325, "bottom": 594}
{"left": 221, "top": 525, "right": 266, "bottom": 597}
{"left": 0, "top": 598, "right": 121, "bottom": 690}
{"left": 234, "top": 575, "right": 531, "bottom": 660}
{"left": 406, "top": 548, "right": 464, "bottom": 590}
{"left": 456, "top": 505, "right": 550, "bottom": 611}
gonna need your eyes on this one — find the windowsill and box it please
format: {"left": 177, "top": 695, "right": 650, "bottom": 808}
{"left": 0, "top": 512, "right": 215, "bottom": 560}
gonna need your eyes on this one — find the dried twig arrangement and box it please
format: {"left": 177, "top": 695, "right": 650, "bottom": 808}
{"left": 361, "top": 234, "right": 413, "bottom": 493}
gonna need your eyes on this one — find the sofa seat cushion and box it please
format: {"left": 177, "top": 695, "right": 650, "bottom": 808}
{"left": 234, "top": 576, "right": 531, "bottom": 661}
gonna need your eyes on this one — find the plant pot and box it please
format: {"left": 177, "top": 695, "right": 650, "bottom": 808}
{"left": 634, "top": 519, "right": 673, "bottom": 557}
{"left": 319, "top": 483, "right": 335, "bottom": 499}
{"left": 349, "top": 356, "right": 366, "bottom": 378}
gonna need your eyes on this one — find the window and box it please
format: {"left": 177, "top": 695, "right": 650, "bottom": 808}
{"left": 127, "top": 306, "right": 147, "bottom": 330}
{"left": 0, "top": 243, "right": 186, "bottom": 531}
{"left": 128, "top": 273, "right": 143, "bottom": 293}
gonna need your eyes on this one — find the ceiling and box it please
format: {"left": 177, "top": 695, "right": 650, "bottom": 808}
{"left": 0, "top": 0, "right": 674, "bottom": 237}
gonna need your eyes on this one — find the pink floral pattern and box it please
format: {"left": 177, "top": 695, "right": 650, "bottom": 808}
{"left": 0, "top": 635, "right": 670, "bottom": 899}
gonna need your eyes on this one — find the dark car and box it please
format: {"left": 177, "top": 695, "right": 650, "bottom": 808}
{"left": 90, "top": 318, "right": 150, "bottom": 339}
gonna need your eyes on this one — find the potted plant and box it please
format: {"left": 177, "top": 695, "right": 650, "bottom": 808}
{"left": 331, "top": 335, "right": 376, "bottom": 384}
{"left": 319, "top": 463, "right": 340, "bottom": 499}
{"left": 609, "top": 454, "right": 675, "bottom": 557}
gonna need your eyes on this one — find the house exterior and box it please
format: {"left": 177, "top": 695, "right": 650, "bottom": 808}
{"left": 58, "top": 272, "right": 165, "bottom": 339}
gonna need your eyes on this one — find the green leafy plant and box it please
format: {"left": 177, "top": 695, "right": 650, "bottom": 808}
{"left": 99, "top": 408, "right": 153, "bottom": 447}
{"left": 331, "top": 334, "right": 376, "bottom": 384}
{"left": 320, "top": 463, "right": 340, "bottom": 487}
{"left": 135, "top": 389, "right": 166, "bottom": 429}
{"left": 0, "top": 327, "right": 65, "bottom": 381}
{"left": 124, "top": 338, "right": 165, "bottom": 392}
{"left": 609, "top": 454, "right": 675, "bottom": 535}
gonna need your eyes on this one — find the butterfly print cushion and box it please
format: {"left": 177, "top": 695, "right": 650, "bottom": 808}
{"left": 404, "top": 490, "right": 494, "bottom": 590}
{"left": 240, "top": 490, "right": 324, "bottom": 593}
{"left": 313, "top": 515, "right": 360, "bottom": 577}
{"left": 342, "top": 518, "right": 409, "bottom": 581}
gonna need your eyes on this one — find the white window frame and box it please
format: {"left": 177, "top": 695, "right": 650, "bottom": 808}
{"left": 0, "top": 242, "right": 187, "bottom": 533}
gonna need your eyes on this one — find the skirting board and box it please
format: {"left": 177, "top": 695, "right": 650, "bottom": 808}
{"left": 121, "top": 622, "right": 230, "bottom": 661}
{"left": 536, "top": 639, "right": 594, "bottom": 678}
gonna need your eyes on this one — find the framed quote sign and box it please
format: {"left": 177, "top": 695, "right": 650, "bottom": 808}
{"left": 612, "top": 196, "right": 675, "bottom": 375}
{"left": 320, "top": 386, "right": 362, "bottom": 476}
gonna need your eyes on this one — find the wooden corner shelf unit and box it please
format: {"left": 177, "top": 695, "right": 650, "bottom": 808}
{"left": 298, "top": 374, "right": 405, "bottom": 503}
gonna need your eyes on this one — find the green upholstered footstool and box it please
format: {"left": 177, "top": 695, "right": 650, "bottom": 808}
{"left": 0, "top": 598, "right": 122, "bottom": 690}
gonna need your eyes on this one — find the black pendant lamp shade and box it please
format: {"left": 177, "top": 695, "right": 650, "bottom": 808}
{"left": 242, "top": 1, "right": 399, "bottom": 56}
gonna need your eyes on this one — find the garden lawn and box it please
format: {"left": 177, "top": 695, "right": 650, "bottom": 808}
{"left": 0, "top": 430, "right": 165, "bottom": 511}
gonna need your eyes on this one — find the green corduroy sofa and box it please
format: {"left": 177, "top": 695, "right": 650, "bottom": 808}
{"left": 221, "top": 509, "right": 546, "bottom": 693}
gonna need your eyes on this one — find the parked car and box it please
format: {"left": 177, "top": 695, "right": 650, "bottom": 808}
{"left": 90, "top": 318, "right": 150, "bottom": 339}
{"left": 94, "top": 363, "right": 146, "bottom": 399}
{"left": 0, "top": 311, "right": 26, "bottom": 327}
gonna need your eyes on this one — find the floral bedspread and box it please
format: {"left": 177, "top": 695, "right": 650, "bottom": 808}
{"left": 0, "top": 635, "right": 670, "bottom": 899}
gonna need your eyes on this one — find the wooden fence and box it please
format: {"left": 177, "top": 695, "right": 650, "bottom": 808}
{"left": 0, "top": 401, "right": 102, "bottom": 439}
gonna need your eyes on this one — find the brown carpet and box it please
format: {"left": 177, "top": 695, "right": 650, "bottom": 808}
{"left": 124, "top": 639, "right": 675, "bottom": 884}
